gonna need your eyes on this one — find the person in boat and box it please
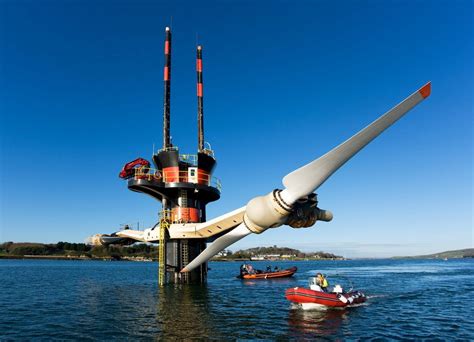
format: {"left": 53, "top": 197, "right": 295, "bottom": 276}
{"left": 316, "top": 273, "right": 329, "bottom": 292}
{"left": 266, "top": 265, "right": 272, "bottom": 273}
{"left": 246, "top": 264, "right": 255, "bottom": 274}
{"left": 240, "top": 264, "right": 248, "bottom": 276}
{"left": 274, "top": 266, "right": 280, "bottom": 272}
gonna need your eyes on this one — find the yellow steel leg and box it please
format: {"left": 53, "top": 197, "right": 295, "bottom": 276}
{"left": 158, "top": 214, "right": 169, "bottom": 286}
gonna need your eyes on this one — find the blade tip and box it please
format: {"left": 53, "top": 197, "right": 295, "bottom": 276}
{"left": 419, "top": 81, "right": 431, "bottom": 98}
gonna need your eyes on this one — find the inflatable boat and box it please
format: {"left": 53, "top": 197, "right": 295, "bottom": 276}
{"left": 237, "top": 266, "right": 297, "bottom": 279}
{"left": 285, "top": 277, "right": 366, "bottom": 309}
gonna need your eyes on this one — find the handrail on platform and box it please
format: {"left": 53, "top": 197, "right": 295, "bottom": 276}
{"left": 131, "top": 167, "right": 222, "bottom": 191}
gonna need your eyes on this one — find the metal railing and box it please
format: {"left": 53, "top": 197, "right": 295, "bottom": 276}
{"left": 179, "top": 154, "right": 197, "bottom": 165}
{"left": 157, "top": 146, "right": 179, "bottom": 153}
{"left": 132, "top": 167, "right": 221, "bottom": 192}
{"left": 156, "top": 147, "right": 215, "bottom": 164}
{"left": 157, "top": 208, "right": 199, "bottom": 225}
{"left": 158, "top": 209, "right": 173, "bottom": 222}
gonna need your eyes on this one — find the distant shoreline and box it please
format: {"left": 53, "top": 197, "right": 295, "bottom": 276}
{"left": 0, "top": 255, "right": 341, "bottom": 262}
{"left": 211, "top": 257, "right": 346, "bottom": 262}
{"left": 1, "top": 243, "right": 471, "bottom": 261}
{"left": 2, "top": 255, "right": 472, "bottom": 262}
{"left": 392, "top": 248, "right": 473, "bottom": 260}
{"left": 0, "top": 255, "right": 155, "bottom": 262}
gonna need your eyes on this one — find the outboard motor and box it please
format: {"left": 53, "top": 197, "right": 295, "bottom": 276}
{"left": 337, "top": 294, "right": 348, "bottom": 304}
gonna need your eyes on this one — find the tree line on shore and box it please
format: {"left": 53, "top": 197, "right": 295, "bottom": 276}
{"left": 0, "top": 242, "right": 158, "bottom": 259}
{"left": 214, "top": 245, "right": 344, "bottom": 260}
{"left": 0, "top": 242, "right": 343, "bottom": 261}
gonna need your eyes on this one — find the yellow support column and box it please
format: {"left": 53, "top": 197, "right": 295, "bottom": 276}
{"left": 158, "top": 213, "right": 169, "bottom": 286}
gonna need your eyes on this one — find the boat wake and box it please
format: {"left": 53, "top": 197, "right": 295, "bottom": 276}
{"left": 365, "top": 294, "right": 387, "bottom": 299}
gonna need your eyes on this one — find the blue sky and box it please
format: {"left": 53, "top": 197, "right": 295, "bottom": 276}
{"left": 1, "top": 0, "right": 472, "bottom": 257}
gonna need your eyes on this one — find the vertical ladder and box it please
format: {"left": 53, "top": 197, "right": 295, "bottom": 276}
{"left": 181, "top": 240, "right": 189, "bottom": 283}
{"left": 180, "top": 189, "right": 188, "bottom": 208}
{"left": 158, "top": 213, "right": 169, "bottom": 286}
{"left": 180, "top": 190, "right": 189, "bottom": 222}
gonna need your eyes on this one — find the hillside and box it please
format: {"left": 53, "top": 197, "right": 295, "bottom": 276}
{"left": 214, "top": 245, "right": 344, "bottom": 260}
{"left": 394, "top": 248, "right": 474, "bottom": 259}
{"left": 0, "top": 241, "right": 157, "bottom": 261}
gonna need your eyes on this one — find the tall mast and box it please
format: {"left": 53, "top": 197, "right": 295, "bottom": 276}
{"left": 163, "top": 27, "right": 172, "bottom": 149}
{"left": 196, "top": 45, "right": 204, "bottom": 152}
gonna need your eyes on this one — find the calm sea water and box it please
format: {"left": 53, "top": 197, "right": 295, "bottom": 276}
{"left": 1, "top": 258, "right": 473, "bottom": 340}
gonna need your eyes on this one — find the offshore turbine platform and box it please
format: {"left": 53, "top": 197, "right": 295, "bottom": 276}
{"left": 120, "top": 27, "right": 221, "bottom": 284}
{"left": 90, "top": 27, "right": 431, "bottom": 287}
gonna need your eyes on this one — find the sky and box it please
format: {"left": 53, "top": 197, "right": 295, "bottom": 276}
{"left": 0, "top": 0, "right": 472, "bottom": 257}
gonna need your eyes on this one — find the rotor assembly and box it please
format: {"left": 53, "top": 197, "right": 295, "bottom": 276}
{"left": 87, "top": 26, "right": 431, "bottom": 285}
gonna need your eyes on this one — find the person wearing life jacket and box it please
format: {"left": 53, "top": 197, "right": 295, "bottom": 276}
{"left": 240, "top": 264, "right": 247, "bottom": 276}
{"left": 316, "top": 273, "right": 329, "bottom": 292}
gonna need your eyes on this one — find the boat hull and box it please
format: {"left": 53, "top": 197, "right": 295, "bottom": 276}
{"left": 238, "top": 266, "right": 297, "bottom": 279}
{"left": 285, "top": 287, "right": 366, "bottom": 308}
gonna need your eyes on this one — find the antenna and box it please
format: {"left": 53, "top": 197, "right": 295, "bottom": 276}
{"left": 197, "top": 45, "right": 204, "bottom": 151}
{"left": 163, "top": 27, "right": 172, "bottom": 149}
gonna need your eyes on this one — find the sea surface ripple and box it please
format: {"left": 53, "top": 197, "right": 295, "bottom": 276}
{"left": 1, "top": 258, "right": 473, "bottom": 340}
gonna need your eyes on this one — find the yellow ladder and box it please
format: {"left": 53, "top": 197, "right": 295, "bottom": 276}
{"left": 181, "top": 240, "right": 189, "bottom": 283}
{"left": 158, "top": 213, "right": 169, "bottom": 286}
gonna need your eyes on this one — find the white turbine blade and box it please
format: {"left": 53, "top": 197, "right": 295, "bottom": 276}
{"left": 116, "top": 229, "right": 146, "bottom": 242}
{"left": 282, "top": 82, "right": 431, "bottom": 202}
{"left": 180, "top": 223, "right": 252, "bottom": 273}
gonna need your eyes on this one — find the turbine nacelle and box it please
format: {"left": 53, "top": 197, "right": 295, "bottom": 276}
{"left": 243, "top": 190, "right": 292, "bottom": 233}
{"left": 243, "top": 190, "right": 332, "bottom": 233}
{"left": 286, "top": 193, "right": 333, "bottom": 228}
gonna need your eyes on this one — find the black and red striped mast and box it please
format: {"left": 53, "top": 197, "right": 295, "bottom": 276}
{"left": 125, "top": 28, "right": 219, "bottom": 284}
{"left": 196, "top": 45, "right": 204, "bottom": 152}
{"left": 163, "top": 27, "right": 172, "bottom": 149}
